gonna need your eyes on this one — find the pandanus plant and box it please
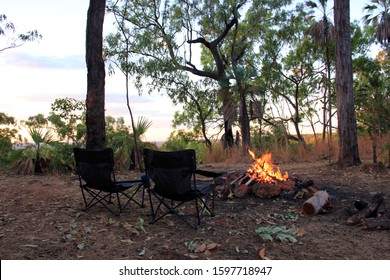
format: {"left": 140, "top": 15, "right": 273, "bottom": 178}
{"left": 13, "top": 127, "right": 54, "bottom": 174}
{"left": 29, "top": 127, "right": 54, "bottom": 173}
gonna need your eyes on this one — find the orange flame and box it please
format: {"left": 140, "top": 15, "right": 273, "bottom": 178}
{"left": 247, "top": 150, "right": 288, "bottom": 183}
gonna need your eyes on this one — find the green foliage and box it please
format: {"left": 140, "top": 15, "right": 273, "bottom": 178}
{"left": 28, "top": 127, "right": 53, "bottom": 147}
{"left": 0, "top": 13, "right": 42, "bottom": 52}
{"left": 161, "top": 129, "right": 208, "bottom": 162}
{"left": 186, "top": 141, "right": 208, "bottom": 164}
{"left": 363, "top": 0, "right": 390, "bottom": 47}
{"left": 107, "top": 125, "right": 133, "bottom": 167}
{"left": 11, "top": 141, "right": 78, "bottom": 174}
{"left": 381, "top": 143, "right": 390, "bottom": 164}
{"left": 106, "top": 116, "right": 152, "bottom": 169}
{"left": 0, "top": 113, "right": 19, "bottom": 167}
{"left": 161, "top": 129, "right": 198, "bottom": 151}
{"left": 13, "top": 127, "right": 54, "bottom": 174}
{"left": 48, "top": 142, "right": 77, "bottom": 173}
{"left": 134, "top": 116, "right": 153, "bottom": 140}
{"left": 251, "top": 130, "right": 275, "bottom": 152}
{"left": 255, "top": 226, "right": 299, "bottom": 243}
{"left": 12, "top": 144, "right": 52, "bottom": 175}
{"left": 48, "top": 98, "right": 86, "bottom": 143}
{"left": 354, "top": 56, "right": 390, "bottom": 136}
{"left": 170, "top": 76, "right": 220, "bottom": 147}
{"left": 161, "top": 130, "right": 184, "bottom": 151}
{"left": 0, "top": 136, "right": 13, "bottom": 167}
{"left": 23, "top": 113, "right": 48, "bottom": 128}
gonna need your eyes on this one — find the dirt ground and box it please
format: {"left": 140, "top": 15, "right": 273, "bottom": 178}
{"left": 1, "top": 160, "right": 389, "bottom": 260}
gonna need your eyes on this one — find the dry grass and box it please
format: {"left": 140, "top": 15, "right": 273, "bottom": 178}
{"left": 203, "top": 133, "right": 390, "bottom": 165}
{"left": 203, "top": 144, "right": 252, "bottom": 165}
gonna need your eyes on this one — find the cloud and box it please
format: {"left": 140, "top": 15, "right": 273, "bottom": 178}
{"left": 106, "top": 92, "right": 177, "bottom": 119}
{"left": 3, "top": 52, "right": 85, "bottom": 70}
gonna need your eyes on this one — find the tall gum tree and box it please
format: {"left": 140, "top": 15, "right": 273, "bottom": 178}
{"left": 85, "top": 0, "right": 107, "bottom": 150}
{"left": 334, "top": 0, "right": 361, "bottom": 166}
{"left": 106, "top": 0, "right": 290, "bottom": 150}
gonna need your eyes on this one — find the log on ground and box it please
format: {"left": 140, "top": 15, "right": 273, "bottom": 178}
{"left": 362, "top": 217, "right": 390, "bottom": 230}
{"left": 347, "top": 193, "right": 385, "bottom": 225}
{"left": 302, "top": 190, "right": 331, "bottom": 216}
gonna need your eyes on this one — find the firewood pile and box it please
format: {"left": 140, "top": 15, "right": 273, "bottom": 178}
{"left": 347, "top": 193, "right": 390, "bottom": 230}
{"left": 215, "top": 151, "right": 333, "bottom": 216}
{"left": 219, "top": 171, "right": 318, "bottom": 199}
{"left": 217, "top": 169, "right": 332, "bottom": 214}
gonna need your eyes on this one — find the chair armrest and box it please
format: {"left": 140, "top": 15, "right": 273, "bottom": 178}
{"left": 140, "top": 175, "right": 154, "bottom": 189}
{"left": 116, "top": 179, "right": 143, "bottom": 185}
{"left": 115, "top": 180, "right": 144, "bottom": 188}
{"left": 195, "top": 169, "right": 225, "bottom": 178}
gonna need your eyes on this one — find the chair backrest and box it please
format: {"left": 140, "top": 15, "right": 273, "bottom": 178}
{"left": 143, "top": 149, "right": 197, "bottom": 200}
{"left": 74, "top": 148, "right": 115, "bottom": 190}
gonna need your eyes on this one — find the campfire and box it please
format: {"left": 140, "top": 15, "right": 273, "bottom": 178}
{"left": 225, "top": 150, "right": 296, "bottom": 200}
{"left": 221, "top": 150, "right": 331, "bottom": 216}
{"left": 247, "top": 150, "right": 289, "bottom": 183}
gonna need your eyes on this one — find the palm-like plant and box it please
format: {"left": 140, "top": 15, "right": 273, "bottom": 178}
{"left": 134, "top": 116, "right": 153, "bottom": 142}
{"left": 305, "top": 0, "right": 334, "bottom": 143}
{"left": 28, "top": 127, "right": 53, "bottom": 173}
{"left": 13, "top": 128, "right": 54, "bottom": 174}
{"left": 363, "top": 0, "right": 390, "bottom": 48}
{"left": 306, "top": 0, "right": 334, "bottom": 44}
{"left": 130, "top": 116, "right": 153, "bottom": 171}
{"left": 107, "top": 116, "right": 153, "bottom": 170}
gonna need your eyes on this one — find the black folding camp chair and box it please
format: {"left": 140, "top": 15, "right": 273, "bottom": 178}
{"left": 143, "top": 148, "right": 224, "bottom": 229}
{"left": 73, "top": 147, "right": 145, "bottom": 215}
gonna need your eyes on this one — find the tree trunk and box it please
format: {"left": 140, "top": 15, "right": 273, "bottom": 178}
{"left": 124, "top": 71, "right": 142, "bottom": 171}
{"left": 239, "top": 88, "right": 251, "bottom": 152}
{"left": 322, "top": 90, "right": 327, "bottom": 142}
{"left": 370, "top": 134, "right": 377, "bottom": 164}
{"left": 333, "top": 0, "right": 361, "bottom": 166}
{"left": 85, "top": 0, "right": 106, "bottom": 150}
{"left": 325, "top": 32, "right": 332, "bottom": 142}
{"left": 325, "top": 35, "right": 333, "bottom": 163}
{"left": 220, "top": 87, "right": 235, "bottom": 149}
{"left": 293, "top": 83, "right": 306, "bottom": 146}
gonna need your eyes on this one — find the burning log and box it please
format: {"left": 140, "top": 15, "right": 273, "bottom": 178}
{"left": 347, "top": 193, "right": 389, "bottom": 229}
{"left": 276, "top": 179, "right": 295, "bottom": 191}
{"left": 234, "top": 184, "right": 251, "bottom": 198}
{"left": 251, "top": 182, "right": 282, "bottom": 198}
{"left": 302, "top": 190, "right": 331, "bottom": 215}
{"left": 231, "top": 173, "right": 247, "bottom": 186}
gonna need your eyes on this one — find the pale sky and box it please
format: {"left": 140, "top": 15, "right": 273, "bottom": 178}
{"left": 0, "top": 0, "right": 371, "bottom": 142}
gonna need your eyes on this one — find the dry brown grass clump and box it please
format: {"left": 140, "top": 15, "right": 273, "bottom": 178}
{"left": 203, "top": 133, "right": 390, "bottom": 165}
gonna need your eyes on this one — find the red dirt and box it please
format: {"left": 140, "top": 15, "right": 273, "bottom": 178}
{"left": 1, "top": 160, "right": 389, "bottom": 260}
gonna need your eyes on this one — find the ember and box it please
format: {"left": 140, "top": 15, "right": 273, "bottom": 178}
{"left": 247, "top": 150, "right": 289, "bottom": 183}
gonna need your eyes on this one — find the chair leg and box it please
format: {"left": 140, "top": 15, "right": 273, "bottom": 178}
{"left": 147, "top": 192, "right": 199, "bottom": 229}
{"left": 80, "top": 189, "right": 122, "bottom": 216}
{"left": 117, "top": 192, "right": 123, "bottom": 213}
{"left": 210, "top": 190, "right": 215, "bottom": 216}
{"left": 80, "top": 188, "right": 139, "bottom": 216}
{"left": 122, "top": 185, "right": 145, "bottom": 209}
{"left": 195, "top": 196, "right": 201, "bottom": 227}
